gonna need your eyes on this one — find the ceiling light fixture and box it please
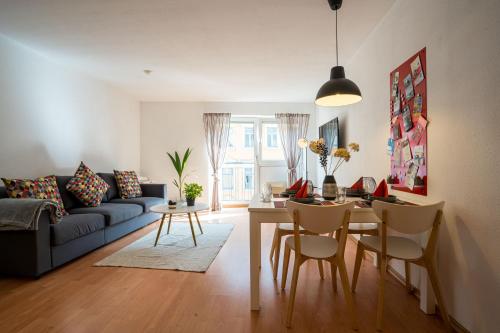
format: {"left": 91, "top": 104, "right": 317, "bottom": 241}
{"left": 143, "top": 69, "right": 152, "bottom": 75}
{"left": 315, "top": 0, "right": 362, "bottom": 107}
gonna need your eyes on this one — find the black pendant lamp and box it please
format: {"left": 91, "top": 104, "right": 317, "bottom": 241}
{"left": 315, "top": 0, "right": 362, "bottom": 107}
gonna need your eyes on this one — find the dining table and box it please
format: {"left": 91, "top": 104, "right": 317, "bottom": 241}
{"left": 247, "top": 195, "right": 437, "bottom": 314}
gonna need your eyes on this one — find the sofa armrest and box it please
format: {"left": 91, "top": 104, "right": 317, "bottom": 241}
{"left": 0, "top": 210, "right": 52, "bottom": 277}
{"left": 140, "top": 183, "right": 167, "bottom": 199}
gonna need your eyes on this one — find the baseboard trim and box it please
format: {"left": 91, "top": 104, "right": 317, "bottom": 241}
{"left": 346, "top": 235, "right": 469, "bottom": 333}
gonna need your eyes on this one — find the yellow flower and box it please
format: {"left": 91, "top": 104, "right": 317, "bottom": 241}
{"left": 332, "top": 148, "right": 351, "bottom": 161}
{"left": 348, "top": 142, "right": 360, "bottom": 152}
{"left": 309, "top": 139, "right": 321, "bottom": 154}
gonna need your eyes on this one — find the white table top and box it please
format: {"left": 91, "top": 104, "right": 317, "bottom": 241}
{"left": 150, "top": 202, "right": 209, "bottom": 214}
{"left": 248, "top": 195, "right": 381, "bottom": 223}
{"left": 248, "top": 195, "right": 371, "bottom": 212}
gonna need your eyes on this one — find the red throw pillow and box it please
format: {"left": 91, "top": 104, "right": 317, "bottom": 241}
{"left": 66, "top": 162, "right": 109, "bottom": 207}
{"left": 113, "top": 170, "right": 142, "bottom": 199}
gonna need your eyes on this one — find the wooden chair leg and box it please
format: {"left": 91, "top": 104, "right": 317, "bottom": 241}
{"left": 154, "top": 214, "right": 167, "bottom": 246}
{"left": 338, "top": 258, "right": 358, "bottom": 330}
{"left": 166, "top": 214, "right": 172, "bottom": 234}
{"left": 286, "top": 257, "right": 301, "bottom": 328}
{"left": 376, "top": 253, "right": 381, "bottom": 270}
{"left": 352, "top": 243, "right": 364, "bottom": 292}
{"left": 269, "top": 228, "right": 278, "bottom": 262}
{"left": 330, "top": 261, "right": 337, "bottom": 293}
{"left": 272, "top": 233, "right": 283, "bottom": 280}
{"left": 317, "top": 260, "right": 324, "bottom": 279}
{"left": 376, "top": 255, "right": 387, "bottom": 331}
{"left": 281, "top": 244, "right": 291, "bottom": 290}
{"left": 405, "top": 261, "right": 412, "bottom": 293}
{"left": 425, "top": 259, "right": 452, "bottom": 332}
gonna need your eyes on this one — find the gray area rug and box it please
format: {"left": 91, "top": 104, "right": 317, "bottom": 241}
{"left": 95, "top": 223, "right": 234, "bottom": 272}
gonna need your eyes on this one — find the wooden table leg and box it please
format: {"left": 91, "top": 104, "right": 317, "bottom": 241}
{"left": 194, "top": 212, "right": 203, "bottom": 234}
{"left": 154, "top": 214, "right": 167, "bottom": 246}
{"left": 187, "top": 213, "right": 197, "bottom": 246}
{"left": 250, "top": 212, "right": 261, "bottom": 310}
{"left": 167, "top": 214, "right": 173, "bottom": 234}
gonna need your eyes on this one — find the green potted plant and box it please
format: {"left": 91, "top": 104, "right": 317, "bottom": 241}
{"left": 184, "top": 183, "right": 203, "bottom": 206}
{"left": 167, "top": 148, "right": 192, "bottom": 201}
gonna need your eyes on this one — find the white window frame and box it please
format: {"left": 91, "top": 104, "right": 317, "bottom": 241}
{"left": 259, "top": 120, "right": 286, "bottom": 167}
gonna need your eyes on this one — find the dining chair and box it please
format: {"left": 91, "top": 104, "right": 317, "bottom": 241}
{"left": 269, "top": 223, "right": 323, "bottom": 280}
{"left": 281, "top": 201, "right": 358, "bottom": 329}
{"left": 267, "top": 182, "right": 325, "bottom": 280}
{"left": 351, "top": 201, "right": 451, "bottom": 332}
{"left": 328, "top": 210, "right": 381, "bottom": 291}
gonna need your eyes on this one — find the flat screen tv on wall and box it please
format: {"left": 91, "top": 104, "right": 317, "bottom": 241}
{"left": 319, "top": 117, "right": 340, "bottom": 152}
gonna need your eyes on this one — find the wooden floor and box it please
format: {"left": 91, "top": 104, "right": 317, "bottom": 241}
{"left": 0, "top": 209, "right": 447, "bottom": 333}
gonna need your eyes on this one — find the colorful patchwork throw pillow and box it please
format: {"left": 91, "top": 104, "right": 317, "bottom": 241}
{"left": 114, "top": 170, "right": 142, "bottom": 199}
{"left": 66, "top": 162, "right": 109, "bottom": 207}
{"left": 2, "top": 175, "right": 68, "bottom": 220}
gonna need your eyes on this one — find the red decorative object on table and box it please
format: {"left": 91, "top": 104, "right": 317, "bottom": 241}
{"left": 294, "top": 180, "right": 309, "bottom": 198}
{"left": 373, "top": 179, "right": 389, "bottom": 198}
{"left": 288, "top": 177, "right": 303, "bottom": 191}
{"left": 350, "top": 177, "right": 364, "bottom": 190}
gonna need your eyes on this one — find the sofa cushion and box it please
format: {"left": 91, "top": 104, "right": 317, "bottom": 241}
{"left": 51, "top": 213, "right": 105, "bottom": 246}
{"left": 56, "top": 176, "right": 82, "bottom": 210}
{"left": 2, "top": 176, "right": 67, "bottom": 220}
{"left": 69, "top": 203, "right": 143, "bottom": 226}
{"left": 66, "top": 162, "right": 109, "bottom": 207}
{"left": 110, "top": 197, "right": 164, "bottom": 213}
{"left": 113, "top": 170, "right": 142, "bottom": 199}
{"left": 97, "top": 173, "right": 119, "bottom": 202}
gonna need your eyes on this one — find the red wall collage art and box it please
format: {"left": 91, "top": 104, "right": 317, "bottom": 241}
{"left": 389, "top": 48, "right": 427, "bottom": 196}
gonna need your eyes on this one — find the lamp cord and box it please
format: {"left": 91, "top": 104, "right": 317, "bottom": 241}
{"left": 335, "top": 9, "right": 339, "bottom": 66}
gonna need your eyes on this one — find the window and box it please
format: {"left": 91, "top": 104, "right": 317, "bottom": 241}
{"left": 222, "top": 168, "right": 234, "bottom": 190}
{"left": 244, "top": 127, "right": 254, "bottom": 148}
{"left": 261, "top": 122, "right": 285, "bottom": 161}
{"left": 228, "top": 128, "right": 235, "bottom": 148}
{"left": 266, "top": 127, "right": 278, "bottom": 147}
{"left": 244, "top": 167, "right": 254, "bottom": 189}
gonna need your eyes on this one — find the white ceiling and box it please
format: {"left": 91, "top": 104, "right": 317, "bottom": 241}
{"left": 0, "top": 0, "right": 395, "bottom": 102}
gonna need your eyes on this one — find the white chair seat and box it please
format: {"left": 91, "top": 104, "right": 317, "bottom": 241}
{"left": 349, "top": 223, "right": 378, "bottom": 232}
{"left": 285, "top": 235, "right": 338, "bottom": 259}
{"left": 360, "top": 236, "right": 423, "bottom": 260}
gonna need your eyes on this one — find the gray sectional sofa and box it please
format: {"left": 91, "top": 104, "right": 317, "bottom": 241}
{"left": 0, "top": 173, "right": 166, "bottom": 277}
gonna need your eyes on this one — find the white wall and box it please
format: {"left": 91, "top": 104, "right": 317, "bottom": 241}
{"left": 316, "top": 0, "right": 500, "bottom": 331}
{"left": 0, "top": 35, "right": 140, "bottom": 178}
{"left": 140, "top": 102, "right": 316, "bottom": 203}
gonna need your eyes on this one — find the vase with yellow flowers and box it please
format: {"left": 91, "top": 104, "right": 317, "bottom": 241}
{"left": 309, "top": 139, "right": 360, "bottom": 199}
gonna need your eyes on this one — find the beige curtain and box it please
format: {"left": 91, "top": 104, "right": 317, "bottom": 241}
{"left": 203, "top": 113, "right": 231, "bottom": 211}
{"left": 276, "top": 113, "right": 310, "bottom": 186}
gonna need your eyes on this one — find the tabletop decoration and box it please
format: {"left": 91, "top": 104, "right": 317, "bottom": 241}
{"left": 167, "top": 148, "right": 192, "bottom": 201}
{"left": 309, "top": 139, "right": 360, "bottom": 200}
{"left": 184, "top": 182, "right": 203, "bottom": 206}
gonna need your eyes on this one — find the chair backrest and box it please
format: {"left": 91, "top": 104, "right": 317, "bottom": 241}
{"left": 372, "top": 201, "right": 445, "bottom": 235}
{"left": 286, "top": 201, "right": 355, "bottom": 234}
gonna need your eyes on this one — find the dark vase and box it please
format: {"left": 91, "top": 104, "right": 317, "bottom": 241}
{"left": 322, "top": 175, "right": 337, "bottom": 200}
{"left": 186, "top": 197, "right": 195, "bottom": 206}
